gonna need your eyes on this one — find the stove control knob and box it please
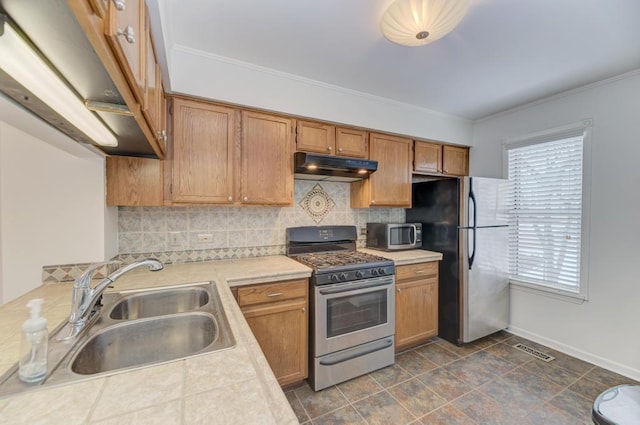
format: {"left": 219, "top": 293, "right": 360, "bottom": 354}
{"left": 339, "top": 273, "right": 348, "bottom": 280}
{"left": 330, "top": 274, "right": 339, "bottom": 282}
{"left": 371, "top": 269, "right": 378, "bottom": 276}
{"left": 377, "top": 268, "right": 386, "bottom": 275}
{"left": 356, "top": 270, "right": 365, "bottom": 278}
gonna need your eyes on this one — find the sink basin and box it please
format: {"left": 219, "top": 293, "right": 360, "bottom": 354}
{"left": 71, "top": 313, "right": 218, "bottom": 375}
{"left": 0, "top": 281, "right": 236, "bottom": 396}
{"left": 109, "top": 287, "right": 210, "bottom": 320}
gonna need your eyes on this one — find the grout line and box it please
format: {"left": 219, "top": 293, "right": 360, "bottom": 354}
{"left": 85, "top": 378, "right": 109, "bottom": 423}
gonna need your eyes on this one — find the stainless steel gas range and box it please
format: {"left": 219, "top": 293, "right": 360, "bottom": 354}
{"left": 286, "top": 225, "right": 395, "bottom": 391}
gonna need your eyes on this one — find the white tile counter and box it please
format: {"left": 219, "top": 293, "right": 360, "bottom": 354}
{"left": 0, "top": 256, "right": 312, "bottom": 424}
{"left": 359, "top": 248, "right": 443, "bottom": 265}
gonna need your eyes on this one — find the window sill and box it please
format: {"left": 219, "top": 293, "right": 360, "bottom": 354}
{"left": 509, "top": 279, "right": 587, "bottom": 304}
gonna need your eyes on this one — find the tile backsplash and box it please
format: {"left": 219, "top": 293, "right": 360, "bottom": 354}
{"left": 118, "top": 180, "right": 405, "bottom": 254}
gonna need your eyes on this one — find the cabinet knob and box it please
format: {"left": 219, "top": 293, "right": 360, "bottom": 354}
{"left": 117, "top": 26, "right": 136, "bottom": 44}
{"left": 112, "top": 0, "right": 126, "bottom": 11}
{"left": 302, "top": 307, "right": 306, "bottom": 313}
{"left": 227, "top": 196, "right": 233, "bottom": 202}
{"left": 371, "top": 200, "right": 376, "bottom": 204}
{"left": 243, "top": 196, "right": 248, "bottom": 202}
{"left": 338, "top": 147, "right": 343, "bottom": 153}
{"left": 396, "top": 288, "right": 401, "bottom": 293}
{"left": 157, "top": 130, "right": 168, "bottom": 142}
{"left": 327, "top": 146, "right": 333, "bottom": 152}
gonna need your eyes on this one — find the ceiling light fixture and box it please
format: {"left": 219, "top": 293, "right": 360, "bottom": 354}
{"left": 380, "top": 0, "right": 471, "bottom": 47}
{"left": 0, "top": 16, "right": 117, "bottom": 146}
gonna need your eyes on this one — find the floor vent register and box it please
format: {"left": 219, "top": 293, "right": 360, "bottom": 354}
{"left": 513, "top": 343, "right": 555, "bottom": 362}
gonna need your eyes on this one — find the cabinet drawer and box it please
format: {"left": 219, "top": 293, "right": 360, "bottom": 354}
{"left": 396, "top": 262, "right": 438, "bottom": 281}
{"left": 237, "top": 279, "right": 308, "bottom": 307}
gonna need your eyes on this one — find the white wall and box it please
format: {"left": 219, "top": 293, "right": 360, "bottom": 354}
{"left": 471, "top": 70, "right": 640, "bottom": 379}
{"left": 0, "top": 96, "right": 118, "bottom": 304}
{"left": 169, "top": 46, "right": 473, "bottom": 146}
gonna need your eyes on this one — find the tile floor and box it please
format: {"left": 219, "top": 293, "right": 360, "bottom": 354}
{"left": 285, "top": 332, "right": 637, "bottom": 425}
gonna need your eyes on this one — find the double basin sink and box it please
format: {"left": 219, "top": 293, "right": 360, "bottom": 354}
{"left": 0, "top": 281, "right": 236, "bottom": 396}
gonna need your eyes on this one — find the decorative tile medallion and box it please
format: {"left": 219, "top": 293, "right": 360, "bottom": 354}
{"left": 299, "top": 183, "right": 335, "bottom": 224}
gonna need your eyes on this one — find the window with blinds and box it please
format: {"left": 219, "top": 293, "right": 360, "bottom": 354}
{"left": 506, "top": 134, "right": 586, "bottom": 294}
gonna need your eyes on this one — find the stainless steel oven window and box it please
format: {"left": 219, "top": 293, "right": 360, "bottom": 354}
{"left": 326, "top": 289, "right": 387, "bottom": 338}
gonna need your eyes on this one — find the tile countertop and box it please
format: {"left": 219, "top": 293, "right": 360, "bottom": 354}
{"left": 0, "top": 251, "right": 441, "bottom": 424}
{"left": 358, "top": 248, "right": 443, "bottom": 265}
{"left": 0, "top": 255, "right": 311, "bottom": 425}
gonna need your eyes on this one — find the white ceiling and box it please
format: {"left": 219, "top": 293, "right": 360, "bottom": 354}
{"left": 151, "top": 0, "right": 640, "bottom": 120}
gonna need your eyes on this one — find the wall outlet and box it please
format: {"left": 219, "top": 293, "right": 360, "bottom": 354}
{"left": 197, "top": 233, "right": 213, "bottom": 243}
{"left": 169, "top": 231, "right": 182, "bottom": 246}
{"left": 360, "top": 227, "right": 367, "bottom": 236}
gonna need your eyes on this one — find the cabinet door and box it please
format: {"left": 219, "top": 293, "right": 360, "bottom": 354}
{"left": 358, "top": 133, "right": 412, "bottom": 207}
{"left": 171, "top": 98, "right": 237, "bottom": 203}
{"left": 414, "top": 141, "right": 442, "bottom": 174}
{"left": 442, "top": 145, "right": 469, "bottom": 176}
{"left": 241, "top": 111, "right": 293, "bottom": 205}
{"left": 395, "top": 267, "right": 438, "bottom": 351}
{"left": 105, "top": 0, "right": 146, "bottom": 104}
{"left": 296, "top": 121, "right": 335, "bottom": 155}
{"left": 336, "top": 127, "right": 367, "bottom": 158}
{"left": 106, "top": 156, "right": 163, "bottom": 206}
{"left": 143, "top": 13, "right": 160, "bottom": 138}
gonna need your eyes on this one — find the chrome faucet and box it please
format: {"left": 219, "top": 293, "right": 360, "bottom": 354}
{"left": 58, "top": 258, "right": 164, "bottom": 341}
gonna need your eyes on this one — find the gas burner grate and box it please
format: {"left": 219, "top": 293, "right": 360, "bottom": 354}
{"left": 513, "top": 343, "right": 555, "bottom": 362}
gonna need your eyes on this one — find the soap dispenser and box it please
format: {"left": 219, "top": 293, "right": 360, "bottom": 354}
{"left": 18, "top": 298, "right": 48, "bottom": 383}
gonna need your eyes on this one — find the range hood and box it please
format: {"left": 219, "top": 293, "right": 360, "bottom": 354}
{"left": 294, "top": 152, "right": 378, "bottom": 182}
{"left": 0, "top": 0, "right": 158, "bottom": 157}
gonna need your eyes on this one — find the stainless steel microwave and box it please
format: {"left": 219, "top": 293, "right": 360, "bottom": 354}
{"left": 366, "top": 223, "right": 422, "bottom": 251}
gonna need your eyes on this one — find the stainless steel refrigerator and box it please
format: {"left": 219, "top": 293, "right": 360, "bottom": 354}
{"left": 406, "top": 177, "right": 510, "bottom": 345}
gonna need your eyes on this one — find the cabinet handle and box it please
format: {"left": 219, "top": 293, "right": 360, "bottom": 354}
{"left": 327, "top": 146, "right": 333, "bottom": 152}
{"left": 117, "top": 25, "right": 136, "bottom": 44}
{"left": 267, "top": 292, "right": 283, "bottom": 297}
{"left": 414, "top": 270, "right": 426, "bottom": 274}
{"left": 157, "top": 130, "right": 167, "bottom": 142}
{"left": 243, "top": 196, "right": 249, "bottom": 202}
{"left": 112, "top": 0, "right": 125, "bottom": 11}
{"left": 227, "top": 196, "right": 233, "bottom": 202}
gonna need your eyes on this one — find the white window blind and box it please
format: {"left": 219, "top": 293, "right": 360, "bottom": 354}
{"left": 507, "top": 136, "right": 584, "bottom": 292}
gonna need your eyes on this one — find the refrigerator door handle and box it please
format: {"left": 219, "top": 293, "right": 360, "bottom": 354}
{"left": 468, "top": 227, "right": 477, "bottom": 270}
{"left": 468, "top": 178, "right": 477, "bottom": 229}
{"left": 468, "top": 178, "right": 477, "bottom": 270}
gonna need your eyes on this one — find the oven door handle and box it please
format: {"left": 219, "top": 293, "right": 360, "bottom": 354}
{"left": 318, "top": 338, "right": 394, "bottom": 366}
{"left": 318, "top": 279, "right": 393, "bottom": 295}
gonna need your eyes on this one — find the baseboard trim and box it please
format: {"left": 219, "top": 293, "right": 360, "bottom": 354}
{"left": 507, "top": 326, "right": 640, "bottom": 382}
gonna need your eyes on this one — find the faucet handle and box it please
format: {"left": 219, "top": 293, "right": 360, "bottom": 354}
{"left": 75, "top": 260, "right": 121, "bottom": 288}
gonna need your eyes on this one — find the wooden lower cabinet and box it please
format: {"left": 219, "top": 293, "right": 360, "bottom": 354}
{"left": 236, "top": 279, "right": 308, "bottom": 387}
{"left": 395, "top": 262, "right": 439, "bottom": 351}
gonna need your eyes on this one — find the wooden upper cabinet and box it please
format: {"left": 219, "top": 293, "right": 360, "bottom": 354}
{"left": 241, "top": 111, "right": 294, "bottom": 205}
{"left": 414, "top": 140, "right": 469, "bottom": 177}
{"left": 335, "top": 127, "right": 367, "bottom": 158}
{"left": 442, "top": 145, "right": 469, "bottom": 176}
{"left": 351, "top": 133, "right": 412, "bottom": 208}
{"left": 414, "top": 141, "right": 442, "bottom": 174}
{"left": 296, "top": 121, "right": 367, "bottom": 158}
{"left": 142, "top": 11, "right": 164, "bottom": 150}
{"left": 106, "top": 156, "right": 163, "bottom": 206}
{"left": 105, "top": 0, "right": 146, "bottom": 104}
{"left": 171, "top": 98, "right": 237, "bottom": 203}
{"left": 296, "top": 121, "right": 335, "bottom": 155}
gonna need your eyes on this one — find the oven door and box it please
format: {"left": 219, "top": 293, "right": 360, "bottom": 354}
{"left": 314, "top": 276, "right": 394, "bottom": 356}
